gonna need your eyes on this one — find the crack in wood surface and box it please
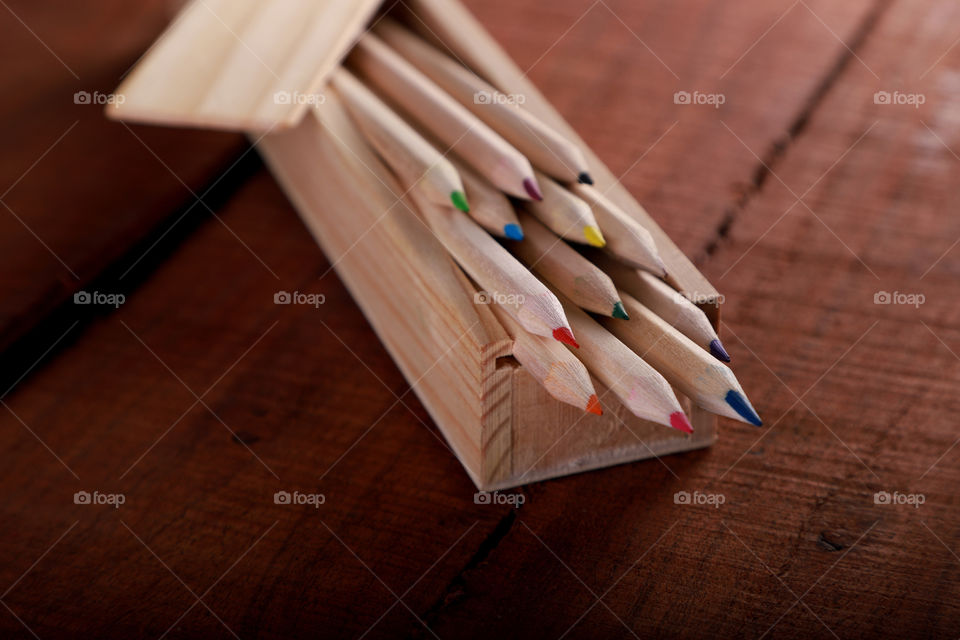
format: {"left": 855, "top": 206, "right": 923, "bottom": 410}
{"left": 0, "top": 150, "right": 262, "bottom": 401}
{"left": 700, "top": 0, "right": 894, "bottom": 262}
{"left": 413, "top": 508, "right": 519, "bottom": 636}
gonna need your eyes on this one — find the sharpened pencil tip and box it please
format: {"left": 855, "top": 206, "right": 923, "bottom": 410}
{"left": 709, "top": 339, "right": 731, "bottom": 363}
{"left": 552, "top": 327, "right": 579, "bottom": 348}
{"left": 611, "top": 301, "right": 629, "bottom": 320}
{"left": 584, "top": 225, "right": 606, "bottom": 247}
{"left": 725, "top": 390, "right": 763, "bottom": 426}
{"left": 451, "top": 191, "right": 470, "bottom": 213}
{"left": 577, "top": 172, "right": 594, "bottom": 185}
{"left": 503, "top": 223, "right": 524, "bottom": 241}
{"left": 586, "top": 394, "right": 603, "bottom": 415}
{"left": 670, "top": 411, "right": 694, "bottom": 434}
{"left": 523, "top": 177, "right": 543, "bottom": 201}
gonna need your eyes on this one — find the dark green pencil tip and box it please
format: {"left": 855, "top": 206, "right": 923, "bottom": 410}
{"left": 611, "top": 301, "right": 629, "bottom": 320}
{"left": 451, "top": 191, "right": 470, "bottom": 213}
{"left": 578, "top": 172, "right": 594, "bottom": 185}
{"left": 725, "top": 390, "right": 763, "bottom": 426}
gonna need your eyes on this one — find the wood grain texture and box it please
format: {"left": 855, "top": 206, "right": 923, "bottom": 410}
{"left": 3, "top": 0, "right": 960, "bottom": 638}
{"left": 0, "top": 0, "right": 247, "bottom": 354}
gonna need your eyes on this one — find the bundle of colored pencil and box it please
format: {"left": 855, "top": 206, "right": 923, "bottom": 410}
{"left": 329, "top": 18, "right": 762, "bottom": 433}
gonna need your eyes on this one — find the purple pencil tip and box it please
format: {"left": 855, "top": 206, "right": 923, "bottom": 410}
{"left": 523, "top": 177, "right": 543, "bottom": 201}
{"left": 710, "top": 339, "right": 731, "bottom": 363}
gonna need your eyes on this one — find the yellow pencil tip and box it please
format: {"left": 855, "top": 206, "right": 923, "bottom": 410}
{"left": 584, "top": 226, "right": 606, "bottom": 248}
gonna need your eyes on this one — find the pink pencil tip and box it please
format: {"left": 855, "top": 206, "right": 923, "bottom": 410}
{"left": 670, "top": 411, "right": 694, "bottom": 434}
{"left": 552, "top": 327, "right": 579, "bottom": 348}
{"left": 523, "top": 177, "right": 543, "bottom": 201}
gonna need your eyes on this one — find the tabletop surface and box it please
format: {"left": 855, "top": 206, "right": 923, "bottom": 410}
{"left": 1, "top": 1, "right": 958, "bottom": 638}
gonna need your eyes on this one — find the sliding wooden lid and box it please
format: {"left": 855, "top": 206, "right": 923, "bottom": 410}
{"left": 108, "top": 0, "right": 382, "bottom": 131}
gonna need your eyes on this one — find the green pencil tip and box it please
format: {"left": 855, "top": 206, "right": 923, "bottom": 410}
{"left": 611, "top": 301, "right": 629, "bottom": 320}
{"left": 451, "top": 191, "right": 470, "bottom": 213}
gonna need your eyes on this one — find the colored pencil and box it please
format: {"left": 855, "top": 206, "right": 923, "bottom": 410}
{"left": 487, "top": 302, "right": 600, "bottom": 415}
{"left": 450, "top": 155, "right": 523, "bottom": 239}
{"left": 348, "top": 33, "right": 542, "bottom": 201}
{"left": 551, "top": 289, "right": 692, "bottom": 432}
{"left": 412, "top": 191, "right": 576, "bottom": 346}
{"left": 571, "top": 183, "right": 666, "bottom": 276}
{"left": 526, "top": 170, "right": 605, "bottom": 247}
{"left": 601, "top": 292, "right": 762, "bottom": 426}
{"left": 375, "top": 18, "right": 593, "bottom": 185}
{"left": 331, "top": 67, "right": 469, "bottom": 212}
{"left": 508, "top": 212, "right": 627, "bottom": 319}
{"left": 592, "top": 252, "right": 730, "bottom": 362}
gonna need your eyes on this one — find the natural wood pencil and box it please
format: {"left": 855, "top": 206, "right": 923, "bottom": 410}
{"left": 551, "top": 290, "right": 692, "bottom": 432}
{"left": 487, "top": 302, "right": 600, "bottom": 415}
{"left": 571, "top": 183, "right": 666, "bottom": 276}
{"left": 331, "top": 67, "right": 469, "bottom": 212}
{"left": 348, "top": 33, "right": 542, "bottom": 201}
{"left": 601, "top": 292, "right": 762, "bottom": 426}
{"left": 411, "top": 192, "right": 577, "bottom": 347}
{"left": 526, "top": 170, "right": 605, "bottom": 248}
{"left": 592, "top": 253, "right": 730, "bottom": 362}
{"left": 375, "top": 18, "right": 593, "bottom": 185}
{"left": 450, "top": 156, "right": 523, "bottom": 239}
{"left": 508, "top": 212, "right": 627, "bottom": 319}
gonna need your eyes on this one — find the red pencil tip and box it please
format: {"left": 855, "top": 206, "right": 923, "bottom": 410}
{"left": 523, "top": 177, "right": 543, "bottom": 201}
{"left": 670, "top": 411, "right": 694, "bottom": 434}
{"left": 586, "top": 394, "right": 603, "bottom": 415}
{"left": 552, "top": 327, "right": 579, "bottom": 348}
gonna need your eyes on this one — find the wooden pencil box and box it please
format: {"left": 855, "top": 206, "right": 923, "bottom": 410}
{"left": 110, "top": 0, "right": 723, "bottom": 490}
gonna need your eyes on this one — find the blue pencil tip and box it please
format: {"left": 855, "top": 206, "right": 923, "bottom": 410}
{"left": 710, "top": 339, "right": 731, "bottom": 363}
{"left": 725, "top": 389, "right": 762, "bottom": 426}
{"left": 504, "top": 223, "right": 524, "bottom": 241}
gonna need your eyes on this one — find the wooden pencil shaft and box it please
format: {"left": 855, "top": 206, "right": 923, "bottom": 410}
{"left": 450, "top": 156, "right": 520, "bottom": 236}
{"left": 548, "top": 290, "right": 682, "bottom": 427}
{"left": 509, "top": 212, "right": 621, "bottom": 317}
{"left": 412, "top": 194, "right": 570, "bottom": 340}
{"left": 375, "top": 18, "right": 590, "bottom": 183}
{"left": 348, "top": 32, "right": 537, "bottom": 200}
{"left": 592, "top": 252, "right": 720, "bottom": 350}
{"left": 525, "top": 170, "right": 600, "bottom": 246}
{"left": 487, "top": 302, "right": 596, "bottom": 411}
{"left": 603, "top": 293, "right": 750, "bottom": 424}
{"left": 571, "top": 183, "right": 665, "bottom": 274}
{"left": 331, "top": 68, "right": 464, "bottom": 209}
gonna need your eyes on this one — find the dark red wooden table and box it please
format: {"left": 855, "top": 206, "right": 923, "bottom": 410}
{"left": 1, "top": 1, "right": 958, "bottom": 637}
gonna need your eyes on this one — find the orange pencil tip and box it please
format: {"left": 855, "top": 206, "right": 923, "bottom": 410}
{"left": 586, "top": 395, "right": 603, "bottom": 415}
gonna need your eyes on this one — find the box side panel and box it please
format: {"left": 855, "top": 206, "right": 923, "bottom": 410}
{"left": 257, "top": 96, "right": 511, "bottom": 484}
